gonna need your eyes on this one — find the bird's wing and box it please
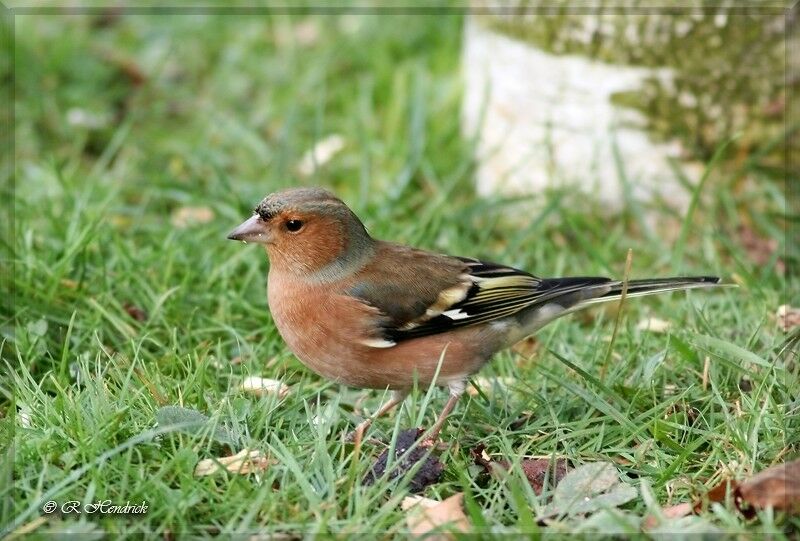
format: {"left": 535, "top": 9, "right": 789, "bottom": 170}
{"left": 343, "top": 242, "right": 471, "bottom": 345}
{"left": 346, "top": 243, "right": 608, "bottom": 346}
{"left": 384, "top": 256, "right": 544, "bottom": 341}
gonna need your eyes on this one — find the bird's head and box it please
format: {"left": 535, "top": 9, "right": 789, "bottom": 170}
{"left": 228, "top": 187, "right": 374, "bottom": 279}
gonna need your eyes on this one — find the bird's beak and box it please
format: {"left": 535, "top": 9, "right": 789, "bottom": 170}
{"left": 227, "top": 214, "right": 269, "bottom": 243}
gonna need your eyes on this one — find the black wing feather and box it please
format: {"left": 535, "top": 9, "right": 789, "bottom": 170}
{"left": 385, "top": 258, "right": 593, "bottom": 341}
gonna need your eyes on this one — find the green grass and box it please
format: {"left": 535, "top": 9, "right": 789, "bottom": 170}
{"left": 3, "top": 11, "right": 797, "bottom": 538}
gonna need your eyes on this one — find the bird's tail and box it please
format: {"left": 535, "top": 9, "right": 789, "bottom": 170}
{"left": 585, "top": 276, "right": 724, "bottom": 305}
{"left": 503, "top": 275, "right": 727, "bottom": 344}
{"left": 538, "top": 275, "right": 726, "bottom": 318}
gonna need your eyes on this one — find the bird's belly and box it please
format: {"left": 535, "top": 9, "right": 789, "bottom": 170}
{"left": 283, "top": 333, "right": 492, "bottom": 390}
{"left": 355, "top": 329, "right": 497, "bottom": 389}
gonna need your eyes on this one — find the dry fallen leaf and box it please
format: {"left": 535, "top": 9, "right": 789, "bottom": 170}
{"left": 636, "top": 317, "right": 672, "bottom": 333}
{"left": 404, "top": 493, "right": 470, "bottom": 539}
{"left": 698, "top": 459, "right": 800, "bottom": 517}
{"left": 471, "top": 445, "right": 568, "bottom": 495}
{"left": 401, "top": 494, "right": 439, "bottom": 511}
{"left": 297, "top": 134, "right": 345, "bottom": 177}
{"left": 123, "top": 302, "right": 148, "bottom": 323}
{"left": 777, "top": 305, "right": 800, "bottom": 332}
{"left": 737, "top": 459, "right": 800, "bottom": 514}
{"left": 240, "top": 376, "right": 290, "bottom": 399}
{"left": 519, "top": 458, "right": 570, "bottom": 495}
{"left": 171, "top": 206, "right": 215, "bottom": 228}
{"left": 194, "top": 448, "right": 274, "bottom": 477}
{"left": 470, "top": 445, "right": 492, "bottom": 471}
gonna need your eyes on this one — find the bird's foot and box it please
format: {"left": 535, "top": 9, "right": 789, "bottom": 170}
{"left": 418, "top": 432, "right": 451, "bottom": 451}
{"left": 344, "top": 425, "right": 365, "bottom": 446}
{"left": 345, "top": 421, "right": 382, "bottom": 447}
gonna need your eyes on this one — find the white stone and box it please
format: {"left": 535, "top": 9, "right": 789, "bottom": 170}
{"left": 461, "top": 18, "right": 695, "bottom": 210}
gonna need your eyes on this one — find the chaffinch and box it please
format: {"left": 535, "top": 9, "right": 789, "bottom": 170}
{"left": 228, "top": 187, "right": 721, "bottom": 443}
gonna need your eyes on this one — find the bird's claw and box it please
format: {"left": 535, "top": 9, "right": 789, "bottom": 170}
{"left": 346, "top": 422, "right": 368, "bottom": 445}
{"left": 345, "top": 427, "right": 364, "bottom": 444}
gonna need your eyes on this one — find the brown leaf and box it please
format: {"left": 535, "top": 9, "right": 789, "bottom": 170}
{"left": 519, "top": 458, "right": 569, "bottom": 495}
{"left": 470, "top": 445, "right": 568, "bottom": 495}
{"left": 470, "top": 443, "right": 493, "bottom": 469}
{"left": 404, "top": 493, "right": 470, "bottom": 539}
{"left": 706, "top": 479, "right": 736, "bottom": 503}
{"left": 777, "top": 305, "right": 800, "bottom": 332}
{"left": 123, "top": 303, "right": 148, "bottom": 322}
{"left": 737, "top": 459, "right": 800, "bottom": 514}
{"left": 194, "top": 448, "right": 274, "bottom": 477}
{"left": 363, "top": 428, "right": 443, "bottom": 493}
{"left": 696, "top": 478, "right": 738, "bottom": 513}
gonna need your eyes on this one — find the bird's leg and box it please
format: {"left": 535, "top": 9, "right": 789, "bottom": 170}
{"left": 348, "top": 390, "right": 408, "bottom": 446}
{"left": 424, "top": 380, "right": 466, "bottom": 442}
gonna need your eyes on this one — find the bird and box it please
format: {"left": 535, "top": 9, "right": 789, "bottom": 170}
{"left": 228, "top": 187, "right": 723, "bottom": 444}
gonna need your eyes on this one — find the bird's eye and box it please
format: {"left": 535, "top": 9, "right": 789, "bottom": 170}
{"left": 285, "top": 219, "right": 304, "bottom": 232}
